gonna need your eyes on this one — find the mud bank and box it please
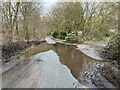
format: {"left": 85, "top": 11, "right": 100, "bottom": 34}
{"left": 77, "top": 44, "right": 105, "bottom": 60}
{"left": 2, "top": 40, "right": 45, "bottom": 63}
{"left": 79, "top": 63, "right": 120, "bottom": 88}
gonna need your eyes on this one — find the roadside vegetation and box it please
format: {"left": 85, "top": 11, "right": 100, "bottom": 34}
{"left": 0, "top": 2, "right": 46, "bottom": 61}
{"left": 101, "top": 33, "right": 120, "bottom": 68}
{"left": 45, "top": 2, "right": 118, "bottom": 44}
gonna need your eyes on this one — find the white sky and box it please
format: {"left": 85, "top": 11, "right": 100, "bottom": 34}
{"left": 2, "top": 0, "right": 118, "bottom": 16}
{"left": 41, "top": 0, "right": 57, "bottom": 16}
{"left": 40, "top": 0, "right": 119, "bottom": 16}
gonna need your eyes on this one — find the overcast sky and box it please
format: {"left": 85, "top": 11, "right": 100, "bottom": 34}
{"left": 40, "top": 0, "right": 118, "bottom": 16}
{"left": 41, "top": 0, "right": 57, "bottom": 16}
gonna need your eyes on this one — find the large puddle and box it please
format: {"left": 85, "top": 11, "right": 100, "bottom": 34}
{"left": 21, "top": 43, "right": 102, "bottom": 79}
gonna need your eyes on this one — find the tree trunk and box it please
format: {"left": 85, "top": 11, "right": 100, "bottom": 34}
{"left": 34, "top": 27, "right": 36, "bottom": 39}
{"left": 24, "top": 5, "right": 29, "bottom": 43}
{"left": 16, "top": 21, "right": 19, "bottom": 41}
{"left": 8, "top": 2, "right": 13, "bottom": 44}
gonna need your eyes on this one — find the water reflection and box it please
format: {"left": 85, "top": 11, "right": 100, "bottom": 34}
{"left": 21, "top": 43, "right": 101, "bottom": 79}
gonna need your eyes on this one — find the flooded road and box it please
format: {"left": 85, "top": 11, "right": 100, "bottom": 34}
{"left": 21, "top": 43, "right": 101, "bottom": 79}
{"left": 2, "top": 42, "right": 102, "bottom": 88}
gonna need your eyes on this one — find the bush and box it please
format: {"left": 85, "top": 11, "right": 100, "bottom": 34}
{"left": 105, "top": 33, "right": 110, "bottom": 37}
{"left": 101, "top": 33, "right": 120, "bottom": 62}
{"left": 57, "top": 34, "right": 66, "bottom": 39}
{"left": 52, "top": 31, "right": 59, "bottom": 38}
{"left": 65, "top": 33, "right": 75, "bottom": 41}
{"left": 52, "top": 31, "right": 67, "bottom": 39}
{"left": 60, "top": 32, "right": 67, "bottom": 36}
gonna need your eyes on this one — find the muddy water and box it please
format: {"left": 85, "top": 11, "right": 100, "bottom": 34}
{"left": 21, "top": 43, "right": 101, "bottom": 79}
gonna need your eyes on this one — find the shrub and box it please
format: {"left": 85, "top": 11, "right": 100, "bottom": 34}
{"left": 52, "top": 31, "right": 67, "bottom": 39}
{"left": 57, "top": 34, "right": 66, "bottom": 39}
{"left": 52, "top": 31, "right": 59, "bottom": 38}
{"left": 60, "top": 32, "right": 67, "bottom": 36}
{"left": 65, "top": 33, "right": 75, "bottom": 41}
{"left": 101, "top": 33, "right": 120, "bottom": 62}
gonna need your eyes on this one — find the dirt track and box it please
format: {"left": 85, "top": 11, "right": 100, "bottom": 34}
{"left": 2, "top": 50, "right": 85, "bottom": 88}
